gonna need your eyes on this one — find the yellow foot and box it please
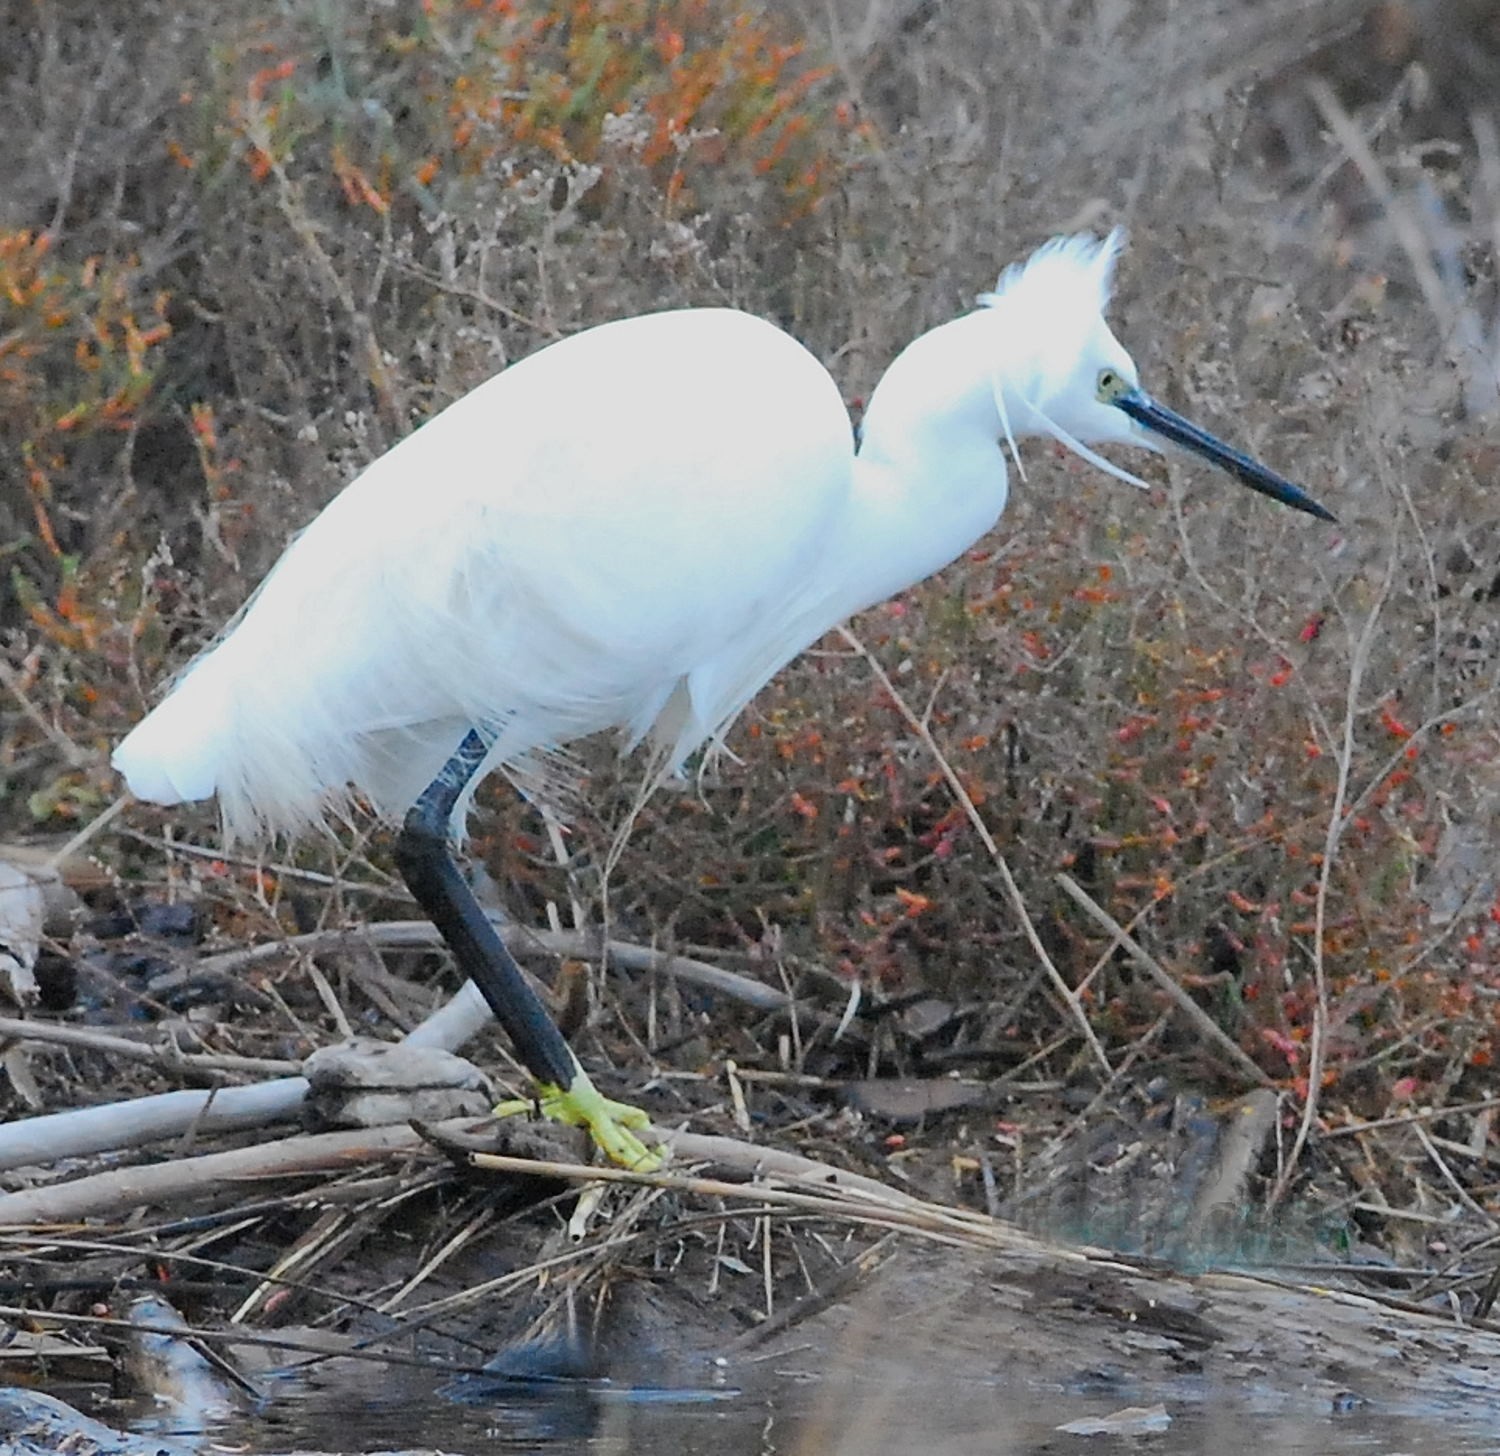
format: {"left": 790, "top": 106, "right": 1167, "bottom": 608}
{"left": 494, "top": 1070, "right": 663, "bottom": 1171}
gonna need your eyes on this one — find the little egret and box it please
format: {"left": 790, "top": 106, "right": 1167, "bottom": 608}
{"left": 113, "top": 230, "right": 1333, "bottom": 1168}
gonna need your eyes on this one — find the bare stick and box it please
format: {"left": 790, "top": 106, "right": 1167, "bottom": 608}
{"left": 1054, "top": 873, "right": 1270, "bottom": 1087}
{"left": 1411, "top": 1122, "right": 1498, "bottom": 1229}
{"left": 188, "top": 920, "right": 792, "bottom": 1012}
{"left": 242, "top": 104, "right": 404, "bottom": 431}
{"left": 837, "top": 626, "right": 1112, "bottom": 1076}
{"left": 1309, "top": 78, "right": 1496, "bottom": 414}
{"left": 42, "top": 797, "right": 131, "bottom": 873}
{"left": 118, "top": 828, "right": 402, "bottom": 895}
{"left": 0, "top": 1079, "right": 311, "bottom": 1178}
{"left": 0, "top": 1122, "right": 438, "bottom": 1224}
{"left": 0, "top": 659, "right": 89, "bottom": 767}
{"left": 0, "top": 1115, "right": 907, "bottom": 1227}
{"left": 0, "top": 1015, "right": 300, "bottom": 1078}
{"left": 0, "top": 981, "right": 493, "bottom": 1176}
{"left": 1321, "top": 1098, "right": 1500, "bottom": 1140}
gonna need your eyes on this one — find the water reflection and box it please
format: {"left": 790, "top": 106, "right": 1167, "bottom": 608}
{"left": 169, "top": 1355, "right": 1496, "bottom": 1456}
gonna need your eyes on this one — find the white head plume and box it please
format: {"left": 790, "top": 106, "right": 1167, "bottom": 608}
{"left": 978, "top": 228, "right": 1152, "bottom": 490}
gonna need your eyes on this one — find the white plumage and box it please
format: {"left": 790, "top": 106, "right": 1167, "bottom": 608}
{"left": 117, "top": 308, "right": 850, "bottom": 838}
{"left": 113, "top": 231, "right": 1329, "bottom": 840}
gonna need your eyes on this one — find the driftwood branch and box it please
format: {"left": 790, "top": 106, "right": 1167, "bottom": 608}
{"left": 0, "top": 1079, "right": 313, "bottom": 1179}
{"left": 0, "top": 1121, "right": 444, "bottom": 1224}
{"left": 0, "top": 909, "right": 786, "bottom": 1177}
{"left": 0, "top": 1117, "right": 894, "bottom": 1225}
{"left": 0, "top": 983, "right": 494, "bottom": 1176}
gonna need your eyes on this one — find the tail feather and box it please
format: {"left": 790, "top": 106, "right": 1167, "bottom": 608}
{"left": 112, "top": 635, "right": 483, "bottom": 843}
{"left": 113, "top": 665, "right": 230, "bottom": 809}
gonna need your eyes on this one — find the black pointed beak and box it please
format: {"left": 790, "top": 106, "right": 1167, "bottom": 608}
{"left": 1114, "top": 388, "right": 1336, "bottom": 523}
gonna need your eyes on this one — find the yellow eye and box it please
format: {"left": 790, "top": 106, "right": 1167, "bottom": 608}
{"left": 1096, "top": 368, "right": 1127, "bottom": 403}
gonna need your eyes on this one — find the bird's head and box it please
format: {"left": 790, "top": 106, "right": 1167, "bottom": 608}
{"left": 978, "top": 230, "right": 1335, "bottom": 522}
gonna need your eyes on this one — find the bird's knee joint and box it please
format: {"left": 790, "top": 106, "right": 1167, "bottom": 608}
{"left": 394, "top": 809, "right": 447, "bottom": 875}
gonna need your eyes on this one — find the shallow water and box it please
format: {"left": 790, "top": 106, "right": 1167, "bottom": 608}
{"left": 103, "top": 1358, "right": 1500, "bottom": 1456}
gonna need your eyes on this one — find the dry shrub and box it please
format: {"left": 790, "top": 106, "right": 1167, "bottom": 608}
{"left": 2, "top": 0, "right": 857, "bottom": 813}
{"left": 5, "top": 0, "right": 1500, "bottom": 1208}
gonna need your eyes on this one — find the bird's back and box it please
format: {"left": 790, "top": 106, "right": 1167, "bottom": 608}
{"left": 114, "top": 308, "right": 854, "bottom": 838}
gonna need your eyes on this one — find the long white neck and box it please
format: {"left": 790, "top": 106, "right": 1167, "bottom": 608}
{"left": 821, "top": 309, "right": 1019, "bottom": 624}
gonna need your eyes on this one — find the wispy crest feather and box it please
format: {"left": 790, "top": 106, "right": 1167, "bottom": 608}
{"left": 973, "top": 229, "right": 1148, "bottom": 491}
{"left": 977, "top": 228, "right": 1124, "bottom": 316}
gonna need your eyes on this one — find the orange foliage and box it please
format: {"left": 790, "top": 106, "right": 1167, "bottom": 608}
{"left": 212, "top": 0, "right": 856, "bottom": 223}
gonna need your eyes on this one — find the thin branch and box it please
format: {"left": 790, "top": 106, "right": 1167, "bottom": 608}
{"left": 0, "top": 1015, "right": 299, "bottom": 1078}
{"left": 187, "top": 920, "right": 792, "bottom": 1013}
{"left": 1271, "top": 532, "right": 1397, "bottom": 1208}
{"left": 1054, "top": 873, "right": 1270, "bottom": 1087}
{"left": 1309, "top": 77, "right": 1497, "bottom": 415}
{"left": 1321, "top": 1098, "right": 1500, "bottom": 1140}
{"left": 119, "top": 827, "right": 404, "bottom": 896}
{"left": 41, "top": 796, "right": 131, "bottom": 872}
{"left": 0, "top": 1121, "right": 434, "bottom": 1224}
{"left": 837, "top": 626, "right": 1112, "bottom": 1078}
{"left": 0, "top": 659, "right": 89, "bottom": 767}
{"left": 1413, "top": 1122, "right": 1500, "bottom": 1229}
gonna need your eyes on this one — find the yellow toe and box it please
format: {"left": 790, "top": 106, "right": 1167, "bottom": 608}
{"left": 493, "top": 1071, "right": 662, "bottom": 1171}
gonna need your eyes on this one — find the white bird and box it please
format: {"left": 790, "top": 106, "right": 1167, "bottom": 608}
{"left": 113, "top": 230, "right": 1333, "bottom": 1167}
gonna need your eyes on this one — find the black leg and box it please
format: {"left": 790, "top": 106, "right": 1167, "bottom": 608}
{"left": 393, "top": 729, "right": 660, "bottom": 1168}
{"left": 393, "top": 729, "right": 578, "bottom": 1090}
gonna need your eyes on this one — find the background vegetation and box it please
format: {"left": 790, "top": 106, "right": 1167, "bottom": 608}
{"left": 5, "top": 0, "right": 1500, "bottom": 1244}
